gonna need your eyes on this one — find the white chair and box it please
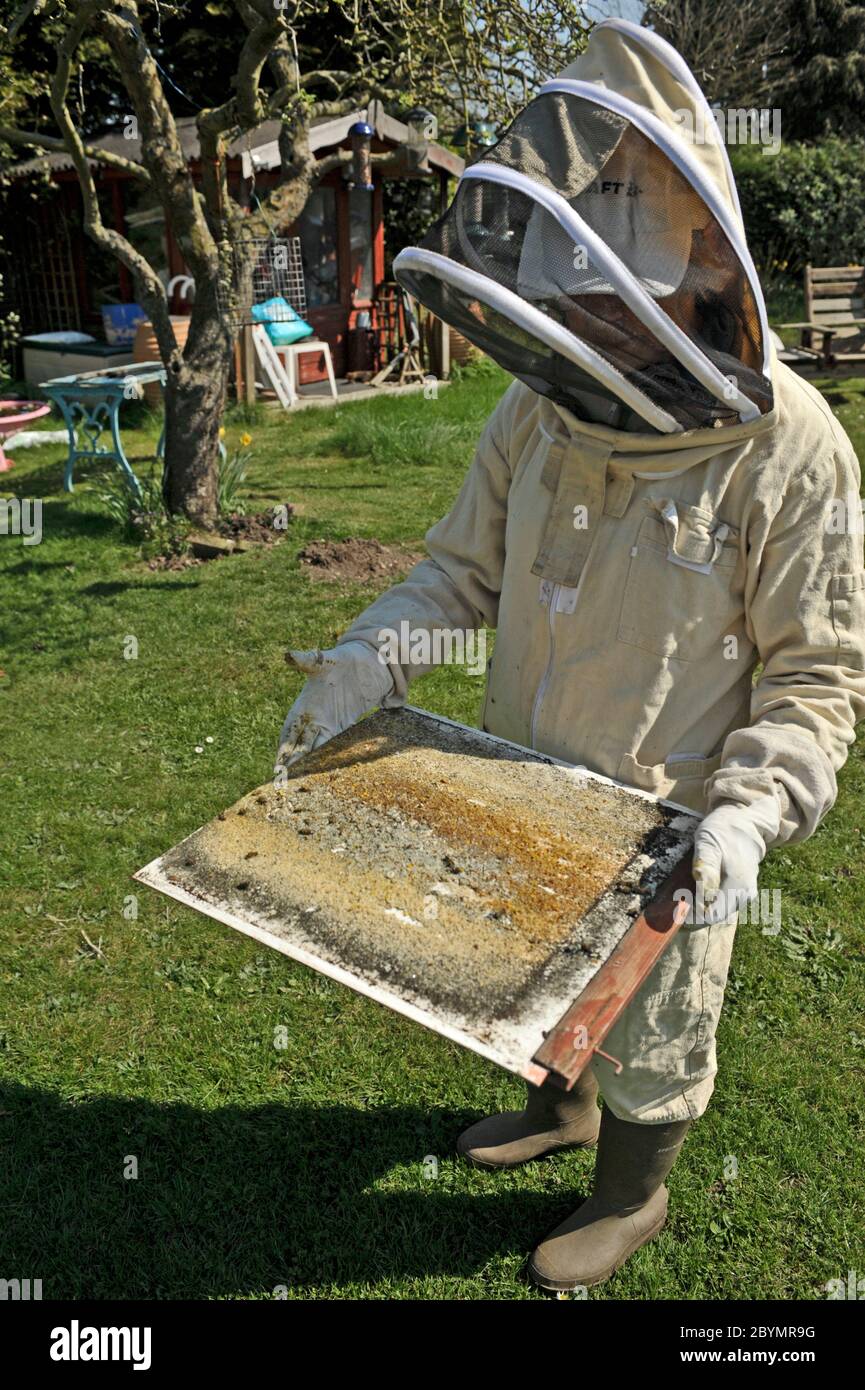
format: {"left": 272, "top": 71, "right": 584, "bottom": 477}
{"left": 276, "top": 339, "right": 338, "bottom": 405}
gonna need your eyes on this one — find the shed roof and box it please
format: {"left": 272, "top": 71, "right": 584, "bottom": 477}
{"left": 7, "top": 100, "right": 463, "bottom": 180}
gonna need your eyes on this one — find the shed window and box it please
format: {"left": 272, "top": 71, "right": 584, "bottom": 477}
{"left": 349, "top": 188, "right": 374, "bottom": 301}
{"left": 298, "top": 187, "right": 339, "bottom": 307}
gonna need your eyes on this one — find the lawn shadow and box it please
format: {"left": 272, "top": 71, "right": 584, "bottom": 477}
{"left": 2, "top": 456, "right": 70, "bottom": 498}
{"left": 2, "top": 557, "right": 78, "bottom": 576}
{"left": 0, "top": 1082, "right": 582, "bottom": 1299}
{"left": 2, "top": 454, "right": 160, "bottom": 503}
{"left": 80, "top": 578, "right": 201, "bottom": 597}
{"left": 0, "top": 495, "right": 119, "bottom": 545}
{"left": 298, "top": 479, "right": 391, "bottom": 491}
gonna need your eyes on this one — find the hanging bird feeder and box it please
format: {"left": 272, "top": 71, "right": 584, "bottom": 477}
{"left": 406, "top": 106, "right": 437, "bottom": 143}
{"left": 403, "top": 106, "right": 437, "bottom": 174}
{"left": 453, "top": 119, "right": 498, "bottom": 162}
{"left": 215, "top": 229, "right": 307, "bottom": 336}
{"left": 350, "top": 120, "right": 375, "bottom": 191}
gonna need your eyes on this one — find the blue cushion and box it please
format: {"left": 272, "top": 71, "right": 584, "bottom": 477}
{"left": 251, "top": 296, "right": 295, "bottom": 323}
{"left": 266, "top": 318, "right": 314, "bottom": 346}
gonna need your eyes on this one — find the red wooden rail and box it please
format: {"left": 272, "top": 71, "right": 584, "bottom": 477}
{"left": 529, "top": 853, "right": 695, "bottom": 1091}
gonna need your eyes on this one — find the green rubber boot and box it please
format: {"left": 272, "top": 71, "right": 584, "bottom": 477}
{"left": 457, "top": 1070, "right": 600, "bottom": 1169}
{"left": 529, "top": 1107, "right": 691, "bottom": 1291}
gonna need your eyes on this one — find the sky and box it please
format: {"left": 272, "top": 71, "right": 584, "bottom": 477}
{"left": 585, "top": 0, "right": 646, "bottom": 22}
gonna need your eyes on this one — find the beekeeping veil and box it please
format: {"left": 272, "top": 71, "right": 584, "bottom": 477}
{"left": 394, "top": 19, "right": 773, "bottom": 433}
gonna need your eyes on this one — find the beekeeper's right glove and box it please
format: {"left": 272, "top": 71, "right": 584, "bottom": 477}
{"left": 275, "top": 641, "right": 395, "bottom": 773}
{"left": 691, "top": 795, "right": 780, "bottom": 926}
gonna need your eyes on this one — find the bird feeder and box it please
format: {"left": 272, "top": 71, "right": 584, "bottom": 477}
{"left": 453, "top": 119, "right": 498, "bottom": 162}
{"left": 406, "top": 106, "right": 437, "bottom": 143}
{"left": 403, "top": 106, "right": 437, "bottom": 175}
{"left": 350, "top": 120, "right": 375, "bottom": 191}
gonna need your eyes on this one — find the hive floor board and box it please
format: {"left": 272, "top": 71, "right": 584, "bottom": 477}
{"left": 135, "top": 707, "right": 697, "bottom": 1078}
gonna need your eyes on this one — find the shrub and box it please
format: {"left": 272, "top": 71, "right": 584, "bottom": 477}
{"left": 731, "top": 138, "right": 865, "bottom": 287}
{"left": 94, "top": 432, "right": 252, "bottom": 550}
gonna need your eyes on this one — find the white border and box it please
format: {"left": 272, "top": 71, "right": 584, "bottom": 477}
{"left": 394, "top": 246, "right": 679, "bottom": 431}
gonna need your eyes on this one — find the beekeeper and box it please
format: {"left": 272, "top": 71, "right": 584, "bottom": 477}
{"left": 276, "top": 18, "right": 865, "bottom": 1291}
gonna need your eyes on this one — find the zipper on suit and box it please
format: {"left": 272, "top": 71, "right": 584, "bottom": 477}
{"left": 530, "top": 581, "right": 560, "bottom": 748}
{"left": 530, "top": 562, "right": 591, "bottom": 749}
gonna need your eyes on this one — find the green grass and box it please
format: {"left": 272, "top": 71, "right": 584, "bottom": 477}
{"left": 1, "top": 366, "right": 864, "bottom": 1301}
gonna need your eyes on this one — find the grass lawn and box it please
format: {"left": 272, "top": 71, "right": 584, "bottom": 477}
{"left": 1, "top": 364, "right": 864, "bottom": 1301}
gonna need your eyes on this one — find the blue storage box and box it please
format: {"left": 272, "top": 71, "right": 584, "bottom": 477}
{"left": 102, "top": 303, "right": 147, "bottom": 347}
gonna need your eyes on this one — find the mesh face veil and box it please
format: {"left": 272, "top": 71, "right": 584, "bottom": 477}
{"left": 394, "top": 32, "right": 773, "bottom": 434}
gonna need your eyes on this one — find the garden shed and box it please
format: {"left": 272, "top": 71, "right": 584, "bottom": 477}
{"left": 2, "top": 101, "right": 463, "bottom": 387}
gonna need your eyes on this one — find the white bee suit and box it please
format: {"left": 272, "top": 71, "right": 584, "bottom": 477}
{"left": 335, "top": 20, "right": 865, "bottom": 1120}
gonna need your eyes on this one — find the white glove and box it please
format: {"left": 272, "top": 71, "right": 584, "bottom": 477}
{"left": 691, "top": 795, "right": 780, "bottom": 926}
{"left": 275, "top": 640, "right": 395, "bottom": 771}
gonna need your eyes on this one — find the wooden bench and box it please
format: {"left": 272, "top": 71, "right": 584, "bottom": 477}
{"left": 774, "top": 264, "right": 865, "bottom": 371}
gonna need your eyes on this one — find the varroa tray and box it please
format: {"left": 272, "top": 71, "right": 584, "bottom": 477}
{"left": 136, "top": 707, "right": 697, "bottom": 1080}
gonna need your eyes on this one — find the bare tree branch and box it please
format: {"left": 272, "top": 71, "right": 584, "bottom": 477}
{"left": 99, "top": 1, "right": 221, "bottom": 293}
{"left": 8, "top": 0, "right": 58, "bottom": 40}
{"left": 0, "top": 123, "right": 151, "bottom": 181}
{"left": 307, "top": 99, "right": 358, "bottom": 119}
{"left": 644, "top": 0, "right": 794, "bottom": 107}
{"left": 235, "top": 10, "right": 286, "bottom": 127}
{"left": 43, "top": 0, "right": 176, "bottom": 357}
{"left": 196, "top": 0, "right": 290, "bottom": 229}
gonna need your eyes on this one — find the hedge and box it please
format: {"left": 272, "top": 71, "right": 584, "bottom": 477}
{"left": 730, "top": 138, "right": 865, "bottom": 282}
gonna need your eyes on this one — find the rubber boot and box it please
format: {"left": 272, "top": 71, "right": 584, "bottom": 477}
{"left": 456, "top": 1070, "right": 600, "bottom": 1169}
{"left": 529, "top": 1107, "right": 691, "bottom": 1290}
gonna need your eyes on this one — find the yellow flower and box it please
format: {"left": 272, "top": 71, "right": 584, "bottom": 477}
{"left": 240, "top": 432, "right": 252, "bottom": 447}
{"left": 218, "top": 426, "right": 226, "bottom": 439}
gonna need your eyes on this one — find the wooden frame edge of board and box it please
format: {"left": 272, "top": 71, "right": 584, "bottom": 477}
{"left": 532, "top": 853, "right": 695, "bottom": 1091}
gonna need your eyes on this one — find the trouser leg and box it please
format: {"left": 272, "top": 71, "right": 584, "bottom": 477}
{"left": 592, "top": 915, "right": 739, "bottom": 1123}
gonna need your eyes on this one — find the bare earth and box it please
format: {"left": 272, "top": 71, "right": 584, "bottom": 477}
{"left": 298, "top": 538, "right": 425, "bottom": 585}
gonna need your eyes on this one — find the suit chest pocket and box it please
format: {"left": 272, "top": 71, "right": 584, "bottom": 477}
{"left": 617, "top": 503, "right": 742, "bottom": 664}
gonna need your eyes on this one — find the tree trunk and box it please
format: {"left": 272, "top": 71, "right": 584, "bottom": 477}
{"left": 163, "top": 289, "right": 232, "bottom": 528}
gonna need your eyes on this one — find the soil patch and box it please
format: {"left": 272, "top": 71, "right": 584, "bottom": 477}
{"left": 218, "top": 509, "right": 291, "bottom": 544}
{"left": 147, "top": 552, "right": 203, "bottom": 572}
{"left": 148, "top": 508, "right": 293, "bottom": 568}
{"left": 298, "top": 537, "right": 424, "bottom": 585}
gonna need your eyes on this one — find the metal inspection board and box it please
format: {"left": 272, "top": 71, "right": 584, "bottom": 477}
{"left": 136, "top": 708, "right": 697, "bottom": 1086}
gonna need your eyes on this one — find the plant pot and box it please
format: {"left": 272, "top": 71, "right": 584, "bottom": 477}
{"left": 448, "top": 325, "right": 479, "bottom": 366}
{"left": 133, "top": 316, "right": 191, "bottom": 406}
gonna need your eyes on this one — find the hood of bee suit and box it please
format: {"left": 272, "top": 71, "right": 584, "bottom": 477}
{"left": 394, "top": 17, "right": 778, "bottom": 444}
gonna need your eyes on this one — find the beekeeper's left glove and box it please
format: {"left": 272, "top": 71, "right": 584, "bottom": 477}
{"left": 691, "top": 795, "right": 780, "bottom": 926}
{"left": 275, "top": 641, "right": 395, "bottom": 773}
